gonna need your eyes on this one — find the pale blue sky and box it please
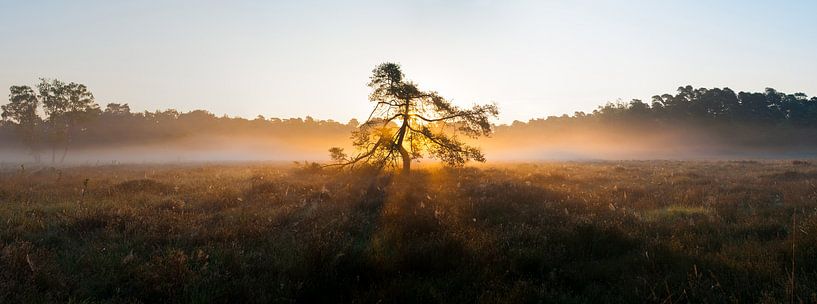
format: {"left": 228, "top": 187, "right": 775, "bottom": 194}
{"left": 1, "top": 0, "right": 815, "bottom": 123}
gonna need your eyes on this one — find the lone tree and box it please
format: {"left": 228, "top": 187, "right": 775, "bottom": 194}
{"left": 328, "top": 62, "right": 498, "bottom": 174}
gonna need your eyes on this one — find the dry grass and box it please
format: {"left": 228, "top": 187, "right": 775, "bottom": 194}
{"left": 1, "top": 161, "right": 817, "bottom": 303}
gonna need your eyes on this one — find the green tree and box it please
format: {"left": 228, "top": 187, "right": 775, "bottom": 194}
{"left": 328, "top": 62, "right": 498, "bottom": 174}
{"left": 1, "top": 86, "right": 43, "bottom": 162}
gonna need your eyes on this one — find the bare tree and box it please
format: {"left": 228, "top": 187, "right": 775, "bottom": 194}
{"left": 328, "top": 62, "right": 498, "bottom": 174}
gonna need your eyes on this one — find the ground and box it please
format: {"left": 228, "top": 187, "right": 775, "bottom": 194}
{"left": 1, "top": 161, "right": 817, "bottom": 303}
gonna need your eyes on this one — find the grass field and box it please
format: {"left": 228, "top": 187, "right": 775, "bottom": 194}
{"left": 2, "top": 161, "right": 817, "bottom": 303}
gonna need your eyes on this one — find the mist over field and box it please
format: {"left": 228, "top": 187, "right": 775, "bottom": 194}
{"left": 7, "top": 82, "right": 817, "bottom": 166}
{"left": 3, "top": 121, "right": 817, "bottom": 165}
{"left": 0, "top": 136, "right": 321, "bottom": 164}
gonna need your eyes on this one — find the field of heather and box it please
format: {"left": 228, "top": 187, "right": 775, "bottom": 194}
{"left": 2, "top": 161, "right": 817, "bottom": 303}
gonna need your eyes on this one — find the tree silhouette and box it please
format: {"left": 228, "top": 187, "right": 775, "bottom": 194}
{"left": 37, "top": 79, "right": 100, "bottom": 163}
{"left": 1, "top": 86, "right": 43, "bottom": 162}
{"left": 328, "top": 63, "right": 498, "bottom": 174}
{"left": 104, "top": 103, "right": 131, "bottom": 116}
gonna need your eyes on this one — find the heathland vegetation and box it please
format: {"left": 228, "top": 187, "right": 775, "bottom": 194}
{"left": 2, "top": 161, "right": 817, "bottom": 302}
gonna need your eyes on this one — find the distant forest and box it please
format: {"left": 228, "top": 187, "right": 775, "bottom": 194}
{"left": 493, "top": 86, "right": 817, "bottom": 156}
{"left": 2, "top": 81, "right": 817, "bottom": 163}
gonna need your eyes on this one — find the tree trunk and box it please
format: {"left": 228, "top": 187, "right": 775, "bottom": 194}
{"left": 396, "top": 115, "right": 411, "bottom": 174}
{"left": 59, "top": 143, "right": 68, "bottom": 164}
{"left": 399, "top": 146, "right": 411, "bottom": 175}
{"left": 59, "top": 128, "right": 72, "bottom": 164}
{"left": 396, "top": 100, "right": 412, "bottom": 174}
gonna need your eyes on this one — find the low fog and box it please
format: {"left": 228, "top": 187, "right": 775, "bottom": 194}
{"left": 0, "top": 135, "right": 328, "bottom": 165}
{"left": 3, "top": 85, "right": 817, "bottom": 166}
{"left": 483, "top": 125, "right": 817, "bottom": 161}
{"left": 2, "top": 123, "right": 815, "bottom": 167}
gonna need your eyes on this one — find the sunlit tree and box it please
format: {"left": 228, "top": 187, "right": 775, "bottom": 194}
{"left": 328, "top": 62, "right": 498, "bottom": 174}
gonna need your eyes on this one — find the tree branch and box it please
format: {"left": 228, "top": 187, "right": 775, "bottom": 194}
{"left": 323, "top": 141, "right": 382, "bottom": 168}
{"left": 407, "top": 125, "right": 467, "bottom": 153}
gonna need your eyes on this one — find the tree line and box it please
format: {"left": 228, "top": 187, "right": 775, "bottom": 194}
{"left": 2, "top": 80, "right": 97, "bottom": 163}
{"left": 495, "top": 86, "right": 817, "bottom": 151}
{"left": 3, "top": 80, "right": 817, "bottom": 164}
{"left": 581, "top": 85, "right": 817, "bottom": 125}
{"left": 0, "top": 79, "right": 357, "bottom": 163}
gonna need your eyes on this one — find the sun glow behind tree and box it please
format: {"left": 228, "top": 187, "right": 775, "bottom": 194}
{"left": 327, "top": 63, "right": 498, "bottom": 174}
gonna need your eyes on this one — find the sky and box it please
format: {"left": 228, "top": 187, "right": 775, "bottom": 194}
{"left": 1, "top": 0, "right": 816, "bottom": 123}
